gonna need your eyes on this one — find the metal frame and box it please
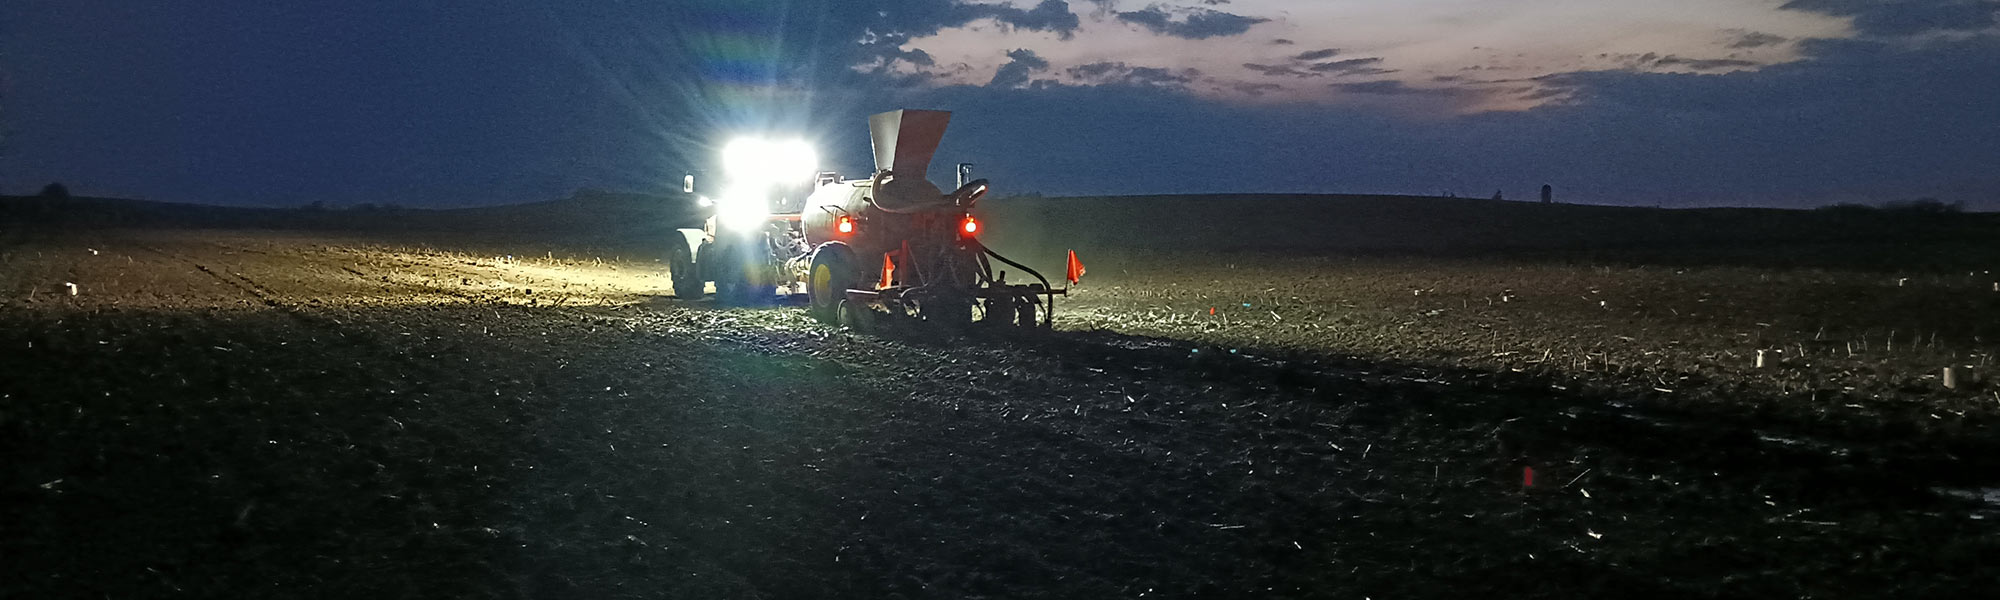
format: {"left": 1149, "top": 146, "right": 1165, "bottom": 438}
{"left": 838, "top": 239, "right": 1064, "bottom": 328}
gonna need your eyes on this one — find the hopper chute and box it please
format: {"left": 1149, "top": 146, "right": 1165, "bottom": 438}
{"left": 869, "top": 109, "right": 952, "bottom": 182}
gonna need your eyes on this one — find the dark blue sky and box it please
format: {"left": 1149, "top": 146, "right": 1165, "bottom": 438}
{"left": 4, "top": 1, "right": 1998, "bottom": 208}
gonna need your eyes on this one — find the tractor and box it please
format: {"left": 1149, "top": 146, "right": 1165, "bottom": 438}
{"left": 667, "top": 109, "right": 1071, "bottom": 329}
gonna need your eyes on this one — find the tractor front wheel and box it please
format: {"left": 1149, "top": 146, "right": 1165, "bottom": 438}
{"left": 705, "top": 240, "right": 763, "bottom": 305}
{"left": 807, "top": 245, "right": 857, "bottom": 324}
{"left": 668, "top": 238, "right": 703, "bottom": 299}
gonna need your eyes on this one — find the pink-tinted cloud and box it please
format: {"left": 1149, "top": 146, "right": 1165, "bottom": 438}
{"left": 878, "top": 0, "right": 1855, "bottom": 110}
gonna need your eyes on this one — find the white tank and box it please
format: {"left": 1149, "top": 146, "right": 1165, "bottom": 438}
{"left": 800, "top": 109, "right": 963, "bottom": 255}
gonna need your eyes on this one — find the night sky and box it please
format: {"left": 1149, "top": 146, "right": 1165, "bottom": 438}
{"left": 4, "top": 0, "right": 1998, "bottom": 208}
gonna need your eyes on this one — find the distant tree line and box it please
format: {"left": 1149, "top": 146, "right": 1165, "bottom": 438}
{"left": 292, "top": 200, "right": 402, "bottom": 212}
{"left": 1818, "top": 198, "right": 1965, "bottom": 214}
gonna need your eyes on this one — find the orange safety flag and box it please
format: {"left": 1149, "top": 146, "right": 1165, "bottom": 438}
{"left": 1066, "top": 250, "right": 1086, "bottom": 284}
{"left": 877, "top": 253, "right": 896, "bottom": 289}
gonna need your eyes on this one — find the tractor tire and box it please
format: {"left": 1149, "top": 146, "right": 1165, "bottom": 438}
{"left": 713, "top": 278, "right": 740, "bottom": 304}
{"left": 715, "top": 273, "right": 756, "bottom": 305}
{"left": 923, "top": 295, "right": 975, "bottom": 331}
{"left": 668, "top": 239, "right": 703, "bottom": 300}
{"left": 696, "top": 239, "right": 722, "bottom": 292}
{"left": 837, "top": 299, "right": 873, "bottom": 332}
{"left": 979, "top": 298, "right": 1011, "bottom": 327}
{"left": 807, "top": 245, "right": 857, "bottom": 324}
{"left": 704, "top": 240, "right": 756, "bottom": 305}
{"left": 1016, "top": 300, "right": 1041, "bottom": 329}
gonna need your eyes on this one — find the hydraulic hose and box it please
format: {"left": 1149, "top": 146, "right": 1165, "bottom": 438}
{"left": 975, "top": 240, "right": 1056, "bottom": 328}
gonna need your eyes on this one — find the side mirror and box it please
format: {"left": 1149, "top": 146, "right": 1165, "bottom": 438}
{"left": 683, "top": 174, "right": 696, "bottom": 194}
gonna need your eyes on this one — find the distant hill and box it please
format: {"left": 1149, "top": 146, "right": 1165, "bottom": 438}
{"left": 0, "top": 191, "right": 700, "bottom": 234}
{"left": 975, "top": 194, "right": 2000, "bottom": 272}
{"left": 10, "top": 191, "right": 1996, "bottom": 271}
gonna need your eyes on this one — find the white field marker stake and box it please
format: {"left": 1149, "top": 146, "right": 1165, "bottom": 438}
{"left": 1755, "top": 349, "right": 1769, "bottom": 368}
{"left": 1943, "top": 367, "right": 1958, "bottom": 390}
{"left": 65, "top": 283, "right": 78, "bottom": 296}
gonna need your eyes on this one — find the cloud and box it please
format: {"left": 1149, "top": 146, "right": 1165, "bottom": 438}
{"left": 1535, "top": 35, "right": 2000, "bottom": 138}
{"left": 898, "top": 32, "right": 2000, "bottom": 207}
{"left": 854, "top": 31, "right": 938, "bottom": 72}
{"left": 1243, "top": 56, "right": 1392, "bottom": 79}
{"left": 1270, "top": 38, "right": 1296, "bottom": 45}
{"left": 1331, "top": 80, "right": 1460, "bottom": 96}
{"left": 900, "top": 48, "right": 937, "bottom": 67}
{"left": 1603, "top": 52, "right": 1760, "bottom": 71}
{"left": 1229, "top": 81, "right": 1284, "bottom": 96}
{"left": 1728, "top": 31, "right": 1792, "bottom": 48}
{"left": 1780, "top": 0, "right": 2000, "bottom": 36}
{"left": 1307, "top": 57, "right": 1394, "bottom": 76}
{"left": 1116, "top": 6, "right": 1269, "bottom": 39}
{"left": 970, "top": 0, "right": 1084, "bottom": 38}
{"left": 1519, "top": 87, "right": 1567, "bottom": 101}
{"left": 1067, "top": 61, "right": 1198, "bottom": 87}
{"left": 1653, "top": 55, "right": 1759, "bottom": 69}
{"left": 1241, "top": 62, "right": 1315, "bottom": 78}
{"left": 1494, "top": 36, "right": 2000, "bottom": 203}
{"left": 1292, "top": 48, "right": 1340, "bottom": 61}
{"left": 988, "top": 48, "right": 1051, "bottom": 88}
{"left": 17, "top": 0, "right": 2000, "bottom": 211}
{"left": 848, "top": 0, "right": 1085, "bottom": 45}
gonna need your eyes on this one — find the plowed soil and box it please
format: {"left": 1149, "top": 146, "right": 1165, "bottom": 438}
{"left": 4, "top": 225, "right": 1997, "bottom": 598}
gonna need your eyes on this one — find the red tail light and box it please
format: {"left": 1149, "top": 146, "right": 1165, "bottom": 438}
{"left": 961, "top": 216, "right": 979, "bottom": 235}
{"left": 836, "top": 215, "right": 854, "bottom": 234}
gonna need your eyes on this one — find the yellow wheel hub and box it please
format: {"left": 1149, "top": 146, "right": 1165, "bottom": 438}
{"left": 812, "top": 265, "right": 833, "bottom": 296}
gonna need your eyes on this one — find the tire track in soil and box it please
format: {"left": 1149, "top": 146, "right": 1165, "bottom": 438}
{"left": 604, "top": 305, "right": 2000, "bottom": 596}
{"left": 211, "top": 238, "right": 635, "bottom": 308}
{"left": 604, "top": 310, "right": 1553, "bottom": 592}
{"left": 166, "top": 238, "right": 505, "bottom": 309}
{"left": 657, "top": 310, "right": 1580, "bottom": 595}
{"left": 648, "top": 308, "right": 1852, "bottom": 489}
{"left": 5, "top": 242, "right": 753, "bottom": 596}
{"left": 11, "top": 231, "right": 1994, "bottom": 597}
{"left": 152, "top": 240, "right": 816, "bottom": 592}
{"left": 557, "top": 311, "right": 1310, "bottom": 596}
{"left": 198, "top": 239, "right": 445, "bottom": 305}
{"left": 0, "top": 230, "right": 102, "bottom": 303}
{"left": 139, "top": 244, "right": 305, "bottom": 316}
{"left": 11, "top": 238, "right": 1608, "bottom": 596}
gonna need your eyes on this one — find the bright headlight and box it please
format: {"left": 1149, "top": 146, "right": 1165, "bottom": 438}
{"left": 715, "top": 137, "right": 814, "bottom": 233}
{"left": 722, "top": 138, "right": 765, "bottom": 182}
{"left": 773, "top": 139, "right": 817, "bottom": 183}
{"left": 714, "top": 186, "right": 770, "bottom": 232}
{"left": 722, "top": 137, "right": 817, "bottom": 187}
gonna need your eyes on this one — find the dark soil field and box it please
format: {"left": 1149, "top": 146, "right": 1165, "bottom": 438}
{"left": 4, "top": 195, "right": 1998, "bottom": 598}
